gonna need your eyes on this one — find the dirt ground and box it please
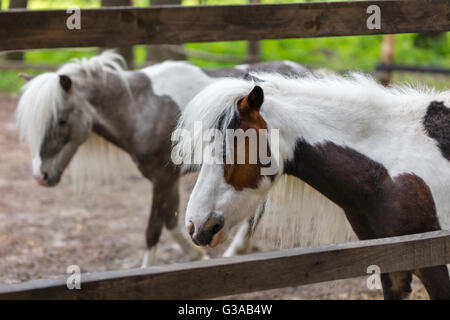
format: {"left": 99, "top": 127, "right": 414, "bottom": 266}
{"left": 0, "top": 94, "right": 429, "bottom": 299}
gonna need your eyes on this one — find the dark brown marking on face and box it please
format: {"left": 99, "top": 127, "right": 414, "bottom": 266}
{"left": 423, "top": 101, "right": 450, "bottom": 161}
{"left": 284, "top": 140, "right": 441, "bottom": 240}
{"left": 223, "top": 86, "right": 274, "bottom": 191}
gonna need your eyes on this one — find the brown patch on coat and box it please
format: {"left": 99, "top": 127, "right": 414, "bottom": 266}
{"left": 284, "top": 140, "right": 441, "bottom": 240}
{"left": 284, "top": 139, "right": 448, "bottom": 299}
{"left": 223, "top": 94, "right": 273, "bottom": 190}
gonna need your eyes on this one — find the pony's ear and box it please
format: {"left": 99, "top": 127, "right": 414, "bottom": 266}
{"left": 59, "top": 75, "right": 72, "bottom": 92}
{"left": 247, "top": 85, "right": 264, "bottom": 111}
{"left": 238, "top": 85, "right": 264, "bottom": 113}
{"left": 18, "top": 73, "right": 34, "bottom": 82}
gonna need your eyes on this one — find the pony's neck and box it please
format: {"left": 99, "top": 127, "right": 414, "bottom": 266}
{"left": 79, "top": 70, "right": 146, "bottom": 154}
{"left": 283, "top": 138, "right": 390, "bottom": 214}
{"left": 261, "top": 78, "right": 401, "bottom": 212}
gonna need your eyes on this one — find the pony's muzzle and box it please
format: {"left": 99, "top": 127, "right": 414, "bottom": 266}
{"left": 188, "top": 212, "right": 224, "bottom": 247}
{"left": 36, "top": 172, "right": 49, "bottom": 186}
{"left": 35, "top": 171, "right": 60, "bottom": 187}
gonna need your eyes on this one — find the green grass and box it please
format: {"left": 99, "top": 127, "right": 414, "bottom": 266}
{"left": 24, "top": 48, "right": 98, "bottom": 65}
{"left": 1, "top": 0, "right": 449, "bottom": 93}
{"left": 0, "top": 70, "right": 39, "bottom": 93}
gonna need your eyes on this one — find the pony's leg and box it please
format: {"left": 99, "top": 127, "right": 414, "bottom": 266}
{"left": 223, "top": 221, "right": 251, "bottom": 257}
{"left": 141, "top": 182, "right": 167, "bottom": 268}
{"left": 169, "top": 221, "right": 208, "bottom": 261}
{"left": 141, "top": 246, "right": 157, "bottom": 268}
{"left": 380, "top": 272, "right": 413, "bottom": 300}
{"left": 413, "top": 266, "right": 450, "bottom": 300}
{"left": 162, "top": 178, "right": 208, "bottom": 261}
{"left": 343, "top": 209, "right": 414, "bottom": 300}
{"left": 223, "top": 200, "right": 266, "bottom": 257}
{"left": 141, "top": 192, "right": 164, "bottom": 268}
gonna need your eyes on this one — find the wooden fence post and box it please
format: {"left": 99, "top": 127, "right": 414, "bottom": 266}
{"left": 377, "top": 34, "right": 395, "bottom": 86}
{"left": 246, "top": 0, "right": 261, "bottom": 64}
{"left": 100, "top": 0, "right": 135, "bottom": 69}
{"left": 5, "top": 0, "right": 28, "bottom": 62}
{"left": 146, "top": 0, "right": 186, "bottom": 64}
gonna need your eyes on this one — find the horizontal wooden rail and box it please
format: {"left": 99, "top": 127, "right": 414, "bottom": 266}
{"left": 376, "top": 63, "right": 450, "bottom": 75}
{"left": 0, "top": 61, "right": 58, "bottom": 71}
{"left": 0, "top": 230, "right": 448, "bottom": 299}
{"left": 0, "top": 0, "right": 449, "bottom": 51}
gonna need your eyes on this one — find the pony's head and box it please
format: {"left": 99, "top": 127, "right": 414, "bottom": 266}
{"left": 16, "top": 51, "right": 127, "bottom": 186}
{"left": 174, "top": 78, "right": 281, "bottom": 247}
{"left": 16, "top": 73, "right": 93, "bottom": 186}
{"left": 176, "top": 73, "right": 363, "bottom": 249}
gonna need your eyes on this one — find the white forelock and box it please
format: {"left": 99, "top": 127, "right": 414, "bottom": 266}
{"left": 173, "top": 77, "right": 253, "bottom": 168}
{"left": 16, "top": 72, "right": 62, "bottom": 157}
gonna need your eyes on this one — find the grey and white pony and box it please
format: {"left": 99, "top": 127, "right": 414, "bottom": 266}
{"left": 16, "top": 51, "right": 309, "bottom": 267}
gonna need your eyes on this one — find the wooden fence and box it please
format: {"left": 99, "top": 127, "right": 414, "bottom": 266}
{"left": 0, "top": 0, "right": 449, "bottom": 299}
{"left": 0, "top": 0, "right": 448, "bottom": 51}
{"left": 376, "top": 63, "right": 450, "bottom": 75}
{"left": 0, "top": 230, "right": 448, "bottom": 299}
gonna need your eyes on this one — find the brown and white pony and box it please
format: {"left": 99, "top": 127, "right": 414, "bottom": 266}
{"left": 175, "top": 72, "right": 450, "bottom": 299}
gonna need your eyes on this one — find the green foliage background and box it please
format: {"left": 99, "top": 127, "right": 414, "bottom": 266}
{"left": 0, "top": 0, "right": 448, "bottom": 93}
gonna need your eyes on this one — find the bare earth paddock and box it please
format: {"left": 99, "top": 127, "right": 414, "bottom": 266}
{"left": 0, "top": 94, "right": 429, "bottom": 300}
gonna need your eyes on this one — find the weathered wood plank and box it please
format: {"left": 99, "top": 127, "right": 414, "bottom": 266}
{"left": 0, "top": 0, "right": 448, "bottom": 51}
{"left": 0, "top": 230, "right": 448, "bottom": 299}
{"left": 376, "top": 63, "right": 450, "bottom": 75}
{"left": 0, "top": 61, "right": 57, "bottom": 71}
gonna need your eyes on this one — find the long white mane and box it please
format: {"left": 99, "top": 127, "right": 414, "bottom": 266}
{"left": 176, "top": 72, "right": 448, "bottom": 248}
{"left": 16, "top": 51, "right": 138, "bottom": 189}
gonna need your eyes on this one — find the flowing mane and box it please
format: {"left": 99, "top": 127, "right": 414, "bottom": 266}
{"left": 16, "top": 51, "right": 137, "bottom": 189}
{"left": 175, "top": 72, "right": 437, "bottom": 163}
{"left": 176, "top": 72, "right": 449, "bottom": 248}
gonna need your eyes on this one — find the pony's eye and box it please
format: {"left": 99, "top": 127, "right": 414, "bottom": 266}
{"left": 58, "top": 119, "right": 67, "bottom": 126}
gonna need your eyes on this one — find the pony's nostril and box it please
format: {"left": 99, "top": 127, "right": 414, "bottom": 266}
{"left": 42, "top": 172, "right": 48, "bottom": 181}
{"left": 208, "top": 212, "right": 224, "bottom": 235}
{"left": 187, "top": 221, "right": 195, "bottom": 236}
{"left": 212, "top": 221, "right": 223, "bottom": 235}
{"left": 196, "top": 212, "right": 224, "bottom": 245}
